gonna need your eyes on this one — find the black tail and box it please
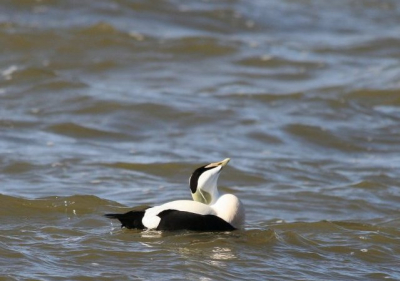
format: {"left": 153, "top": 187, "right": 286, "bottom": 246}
{"left": 105, "top": 210, "right": 146, "bottom": 229}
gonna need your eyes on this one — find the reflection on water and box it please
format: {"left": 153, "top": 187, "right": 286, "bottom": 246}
{"left": 210, "top": 247, "right": 236, "bottom": 261}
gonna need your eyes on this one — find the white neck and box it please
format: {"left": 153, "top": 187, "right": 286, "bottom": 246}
{"left": 208, "top": 187, "right": 219, "bottom": 205}
{"left": 194, "top": 166, "right": 224, "bottom": 205}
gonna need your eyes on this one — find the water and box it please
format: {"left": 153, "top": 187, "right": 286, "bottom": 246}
{"left": 1, "top": 0, "right": 400, "bottom": 280}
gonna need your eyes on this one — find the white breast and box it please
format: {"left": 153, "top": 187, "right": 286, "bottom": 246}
{"left": 211, "top": 194, "right": 245, "bottom": 229}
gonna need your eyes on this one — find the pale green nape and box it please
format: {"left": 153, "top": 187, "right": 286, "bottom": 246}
{"left": 192, "top": 190, "right": 212, "bottom": 205}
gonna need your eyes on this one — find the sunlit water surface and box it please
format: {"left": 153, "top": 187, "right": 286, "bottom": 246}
{"left": 1, "top": 0, "right": 400, "bottom": 280}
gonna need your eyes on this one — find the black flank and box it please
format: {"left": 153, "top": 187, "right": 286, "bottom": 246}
{"left": 156, "top": 209, "right": 236, "bottom": 231}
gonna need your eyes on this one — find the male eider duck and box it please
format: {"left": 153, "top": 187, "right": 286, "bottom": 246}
{"left": 105, "top": 158, "right": 245, "bottom": 231}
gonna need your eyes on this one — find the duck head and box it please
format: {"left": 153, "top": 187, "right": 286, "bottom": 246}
{"left": 189, "top": 158, "right": 230, "bottom": 205}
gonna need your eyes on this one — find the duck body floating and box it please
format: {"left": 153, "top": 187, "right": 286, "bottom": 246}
{"left": 105, "top": 158, "right": 245, "bottom": 231}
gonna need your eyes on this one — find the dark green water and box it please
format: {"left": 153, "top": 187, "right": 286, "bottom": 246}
{"left": 1, "top": 0, "right": 400, "bottom": 280}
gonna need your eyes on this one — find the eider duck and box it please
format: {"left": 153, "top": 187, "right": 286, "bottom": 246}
{"left": 105, "top": 158, "right": 245, "bottom": 231}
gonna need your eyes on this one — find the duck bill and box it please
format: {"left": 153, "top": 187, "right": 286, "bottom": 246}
{"left": 219, "top": 158, "right": 230, "bottom": 167}
{"left": 205, "top": 158, "right": 230, "bottom": 169}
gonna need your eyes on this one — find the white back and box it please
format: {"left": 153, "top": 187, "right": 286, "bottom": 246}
{"left": 142, "top": 200, "right": 216, "bottom": 229}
